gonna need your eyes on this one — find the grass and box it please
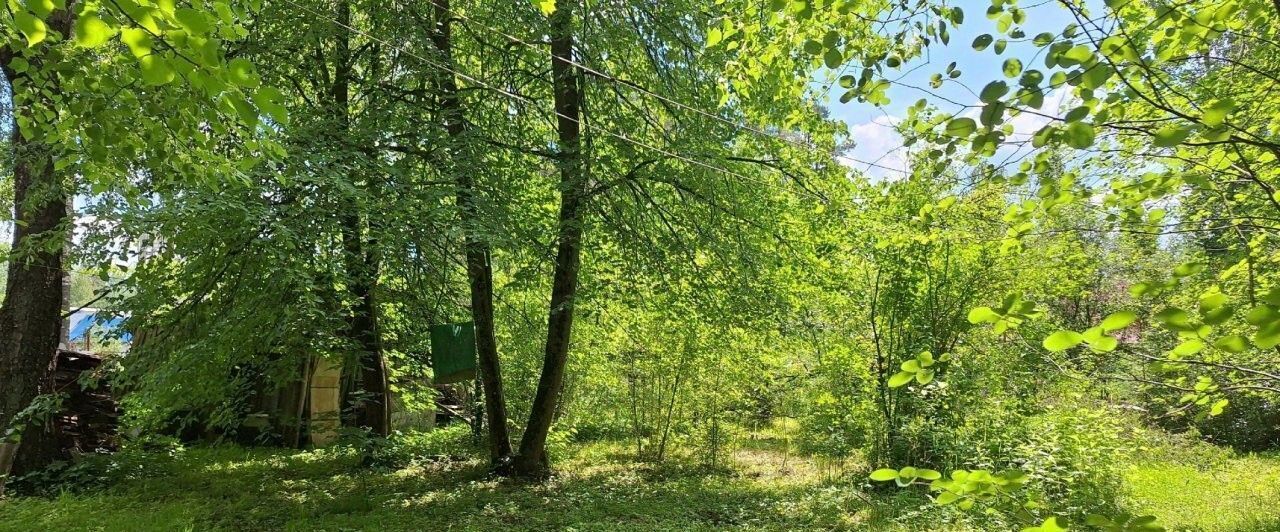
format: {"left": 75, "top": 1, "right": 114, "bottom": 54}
{"left": 0, "top": 431, "right": 896, "bottom": 531}
{"left": 1, "top": 425, "right": 1278, "bottom": 531}
{"left": 1123, "top": 452, "right": 1280, "bottom": 532}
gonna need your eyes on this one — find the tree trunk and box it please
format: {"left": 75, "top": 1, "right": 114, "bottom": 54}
{"left": 429, "top": 0, "right": 513, "bottom": 465}
{"left": 509, "top": 2, "right": 588, "bottom": 478}
{"left": 331, "top": 0, "right": 389, "bottom": 436}
{"left": 0, "top": 6, "right": 75, "bottom": 478}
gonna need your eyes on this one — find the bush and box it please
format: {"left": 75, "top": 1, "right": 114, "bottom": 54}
{"left": 1152, "top": 392, "right": 1280, "bottom": 453}
{"left": 7, "top": 435, "right": 186, "bottom": 496}
{"left": 365, "top": 425, "right": 480, "bottom": 469}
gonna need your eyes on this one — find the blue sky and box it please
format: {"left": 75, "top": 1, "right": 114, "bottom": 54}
{"left": 823, "top": 0, "right": 1095, "bottom": 179}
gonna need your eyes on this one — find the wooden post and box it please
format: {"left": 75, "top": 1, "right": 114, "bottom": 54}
{"left": 0, "top": 441, "right": 17, "bottom": 497}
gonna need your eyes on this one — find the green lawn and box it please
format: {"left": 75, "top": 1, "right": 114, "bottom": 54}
{"left": 1123, "top": 453, "right": 1280, "bottom": 532}
{"left": 1, "top": 431, "right": 1277, "bottom": 531}
{"left": 0, "top": 438, "right": 891, "bottom": 531}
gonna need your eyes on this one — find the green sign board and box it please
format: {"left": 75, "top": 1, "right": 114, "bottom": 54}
{"left": 429, "top": 322, "right": 477, "bottom": 385}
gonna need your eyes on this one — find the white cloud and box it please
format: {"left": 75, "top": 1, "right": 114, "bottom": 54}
{"left": 840, "top": 114, "right": 911, "bottom": 181}
{"left": 833, "top": 87, "right": 1072, "bottom": 181}
{"left": 1007, "top": 86, "right": 1072, "bottom": 137}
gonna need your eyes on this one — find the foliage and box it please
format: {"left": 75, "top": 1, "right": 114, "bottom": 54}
{"left": 3, "top": 0, "right": 1280, "bottom": 528}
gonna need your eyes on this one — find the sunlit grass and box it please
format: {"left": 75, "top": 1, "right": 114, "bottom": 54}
{"left": 1, "top": 426, "right": 1277, "bottom": 531}
{"left": 1124, "top": 452, "right": 1280, "bottom": 532}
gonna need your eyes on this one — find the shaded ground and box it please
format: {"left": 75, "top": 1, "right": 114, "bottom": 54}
{"left": 1, "top": 428, "right": 1277, "bottom": 531}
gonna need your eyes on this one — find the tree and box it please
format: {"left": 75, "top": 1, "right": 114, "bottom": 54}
{"left": 427, "top": 0, "right": 512, "bottom": 464}
{"left": 2, "top": 0, "right": 274, "bottom": 478}
{"left": 0, "top": 4, "right": 75, "bottom": 477}
{"left": 505, "top": 0, "right": 588, "bottom": 477}
{"left": 328, "top": 0, "right": 389, "bottom": 437}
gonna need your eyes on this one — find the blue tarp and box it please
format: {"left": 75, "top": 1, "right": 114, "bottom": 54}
{"left": 69, "top": 310, "right": 132, "bottom": 343}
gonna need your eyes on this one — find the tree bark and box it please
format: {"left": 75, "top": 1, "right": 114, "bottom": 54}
{"left": 331, "top": 0, "right": 389, "bottom": 436}
{"left": 428, "top": 0, "right": 513, "bottom": 464}
{"left": 0, "top": 5, "right": 77, "bottom": 479}
{"left": 509, "top": 2, "right": 588, "bottom": 478}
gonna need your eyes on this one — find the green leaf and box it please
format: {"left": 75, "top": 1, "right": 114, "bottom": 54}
{"left": 74, "top": 14, "right": 114, "bottom": 48}
{"left": 918, "top": 469, "right": 942, "bottom": 480}
{"left": 823, "top": 48, "right": 843, "bottom": 70}
{"left": 121, "top": 27, "right": 154, "bottom": 58}
{"left": 979, "top": 81, "right": 1009, "bottom": 103}
{"left": 1154, "top": 307, "right": 1194, "bottom": 331}
{"left": 1256, "top": 322, "right": 1280, "bottom": 349}
{"left": 945, "top": 117, "right": 977, "bottom": 138}
{"left": 1064, "top": 106, "right": 1089, "bottom": 123}
{"left": 968, "top": 306, "right": 999, "bottom": 324}
{"left": 1201, "top": 305, "right": 1234, "bottom": 326}
{"left": 228, "top": 58, "right": 261, "bottom": 88}
{"left": 1154, "top": 125, "right": 1193, "bottom": 147}
{"left": 27, "top": 0, "right": 57, "bottom": 17}
{"left": 1210, "top": 398, "right": 1228, "bottom": 416}
{"left": 140, "top": 55, "right": 175, "bottom": 85}
{"left": 15, "top": 11, "right": 48, "bottom": 47}
{"left": 915, "top": 368, "right": 935, "bottom": 385}
{"left": 980, "top": 102, "right": 1005, "bottom": 129}
{"left": 253, "top": 86, "right": 288, "bottom": 124}
{"left": 1064, "top": 122, "right": 1095, "bottom": 149}
{"left": 1023, "top": 516, "right": 1067, "bottom": 532}
{"left": 917, "top": 351, "right": 935, "bottom": 367}
{"left": 175, "top": 7, "right": 212, "bottom": 34}
{"left": 1002, "top": 58, "right": 1022, "bottom": 77}
{"left": 1173, "top": 262, "right": 1205, "bottom": 277}
{"left": 888, "top": 371, "right": 914, "bottom": 388}
{"left": 1087, "top": 335, "right": 1118, "bottom": 352}
{"left": 706, "top": 28, "right": 724, "bottom": 48}
{"left": 1101, "top": 311, "right": 1137, "bottom": 332}
{"left": 1245, "top": 305, "right": 1279, "bottom": 326}
{"left": 536, "top": 0, "right": 556, "bottom": 15}
{"left": 1171, "top": 339, "right": 1204, "bottom": 357}
{"left": 869, "top": 468, "right": 899, "bottom": 481}
{"left": 1199, "top": 292, "right": 1229, "bottom": 313}
{"left": 1063, "top": 45, "right": 1093, "bottom": 64}
{"left": 935, "top": 491, "right": 961, "bottom": 505}
{"left": 1202, "top": 99, "right": 1235, "bottom": 127}
{"left": 901, "top": 359, "right": 921, "bottom": 372}
{"left": 972, "top": 34, "right": 993, "bottom": 51}
{"left": 1213, "top": 335, "right": 1247, "bottom": 353}
{"left": 1043, "top": 330, "right": 1084, "bottom": 352}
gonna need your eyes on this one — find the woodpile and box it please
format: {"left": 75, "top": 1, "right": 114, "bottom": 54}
{"left": 52, "top": 350, "right": 119, "bottom": 455}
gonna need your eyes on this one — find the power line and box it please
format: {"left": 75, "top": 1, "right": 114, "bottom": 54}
{"left": 428, "top": 0, "right": 910, "bottom": 176}
{"left": 275, "top": 0, "right": 820, "bottom": 199}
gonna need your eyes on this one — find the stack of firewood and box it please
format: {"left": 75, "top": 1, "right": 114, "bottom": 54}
{"left": 52, "top": 350, "right": 119, "bottom": 455}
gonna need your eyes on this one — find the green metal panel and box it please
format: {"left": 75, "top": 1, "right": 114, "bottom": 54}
{"left": 429, "top": 322, "right": 477, "bottom": 385}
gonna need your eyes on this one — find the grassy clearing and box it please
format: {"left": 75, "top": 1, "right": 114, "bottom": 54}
{"left": 0, "top": 434, "right": 894, "bottom": 531}
{"left": 1, "top": 428, "right": 1277, "bottom": 531}
{"left": 1123, "top": 452, "right": 1280, "bottom": 532}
